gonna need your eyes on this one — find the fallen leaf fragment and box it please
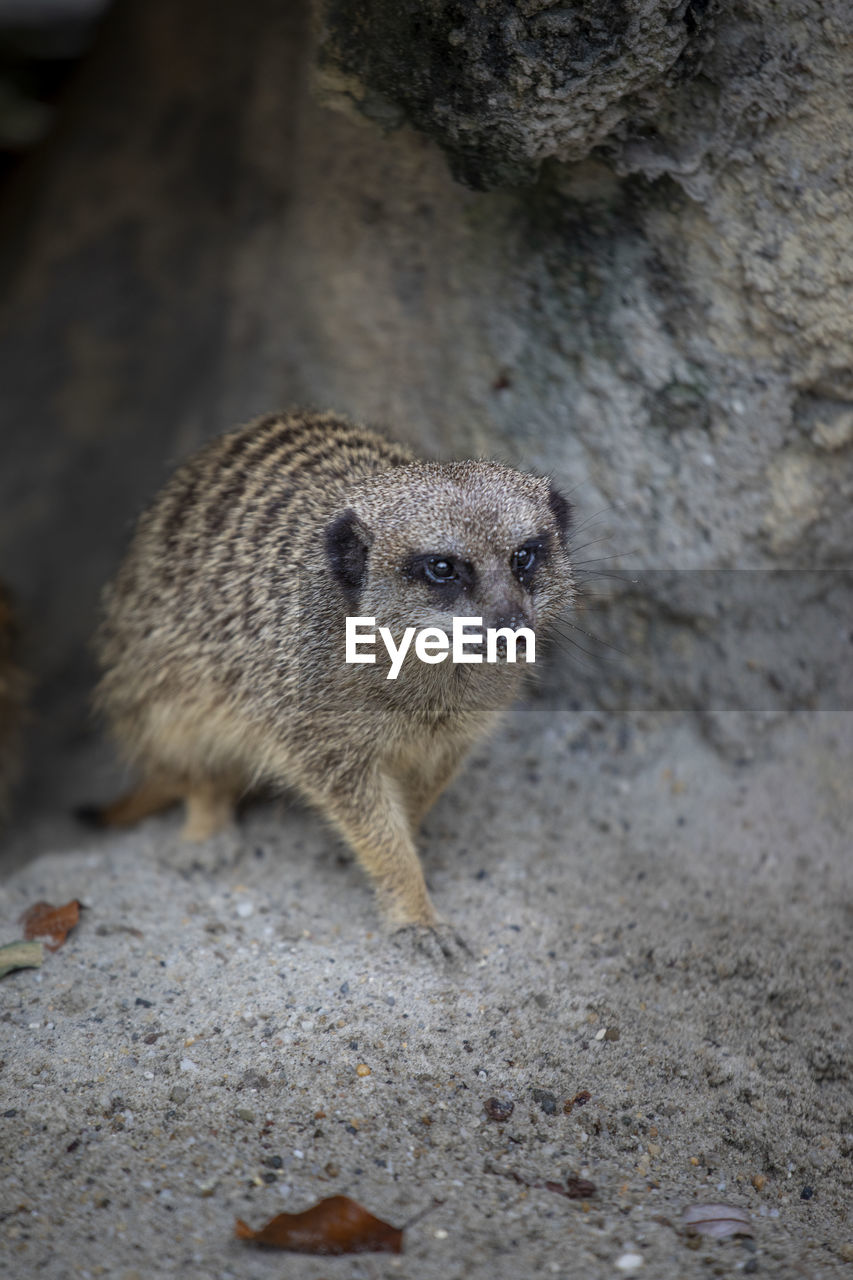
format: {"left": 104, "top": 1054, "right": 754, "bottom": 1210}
{"left": 682, "top": 1203, "right": 753, "bottom": 1239}
{"left": 235, "top": 1195, "right": 403, "bottom": 1255}
{"left": 0, "top": 940, "right": 43, "bottom": 978}
{"left": 560, "top": 1175, "right": 598, "bottom": 1200}
{"left": 563, "top": 1089, "right": 591, "bottom": 1114}
{"left": 485, "top": 1161, "right": 596, "bottom": 1200}
{"left": 19, "top": 900, "right": 81, "bottom": 951}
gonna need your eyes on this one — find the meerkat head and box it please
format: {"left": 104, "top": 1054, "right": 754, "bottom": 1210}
{"left": 324, "top": 460, "right": 574, "bottom": 655}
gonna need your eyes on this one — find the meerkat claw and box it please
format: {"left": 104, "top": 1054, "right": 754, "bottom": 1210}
{"left": 161, "top": 825, "right": 245, "bottom": 876}
{"left": 392, "top": 922, "right": 473, "bottom": 965}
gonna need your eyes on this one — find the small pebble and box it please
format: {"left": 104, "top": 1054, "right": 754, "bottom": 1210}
{"left": 356, "top": 1063, "right": 371, "bottom": 1077}
{"left": 236, "top": 901, "right": 254, "bottom": 918}
{"left": 615, "top": 1252, "right": 643, "bottom": 1271}
{"left": 800, "top": 1185, "right": 813, "bottom": 1200}
{"left": 180, "top": 1057, "right": 199, "bottom": 1073}
{"left": 682, "top": 1203, "right": 753, "bottom": 1239}
{"left": 531, "top": 1088, "right": 557, "bottom": 1115}
{"left": 483, "top": 1097, "right": 514, "bottom": 1122}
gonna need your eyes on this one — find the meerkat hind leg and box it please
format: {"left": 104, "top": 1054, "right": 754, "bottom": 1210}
{"left": 398, "top": 737, "right": 473, "bottom": 832}
{"left": 181, "top": 779, "right": 239, "bottom": 841}
{"left": 160, "top": 778, "right": 244, "bottom": 875}
{"left": 82, "top": 774, "right": 184, "bottom": 828}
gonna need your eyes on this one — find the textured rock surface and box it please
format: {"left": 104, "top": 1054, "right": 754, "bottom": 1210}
{"left": 314, "top": 0, "right": 853, "bottom": 724}
{"left": 317, "top": 0, "right": 713, "bottom": 188}
{"left": 0, "top": 0, "right": 850, "bottom": 750}
{"left": 316, "top": 0, "right": 853, "bottom": 559}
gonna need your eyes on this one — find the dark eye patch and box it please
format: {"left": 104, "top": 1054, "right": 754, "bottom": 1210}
{"left": 512, "top": 535, "right": 550, "bottom": 587}
{"left": 402, "top": 552, "right": 476, "bottom": 602}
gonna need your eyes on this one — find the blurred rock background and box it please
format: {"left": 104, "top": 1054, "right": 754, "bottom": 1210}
{"left": 0, "top": 0, "right": 850, "bottom": 845}
{"left": 0, "top": 1, "right": 106, "bottom": 165}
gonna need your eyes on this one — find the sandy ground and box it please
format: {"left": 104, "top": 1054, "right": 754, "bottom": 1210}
{"left": 0, "top": 703, "right": 851, "bottom": 1279}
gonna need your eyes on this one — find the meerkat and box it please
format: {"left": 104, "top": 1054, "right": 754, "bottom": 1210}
{"left": 91, "top": 411, "right": 574, "bottom": 948}
{"left": 0, "top": 582, "right": 27, "bottom": 819}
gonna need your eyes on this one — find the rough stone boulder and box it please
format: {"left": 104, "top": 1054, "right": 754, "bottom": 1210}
{"left": 317, "top": 0, "right": 713, "bottom": 188}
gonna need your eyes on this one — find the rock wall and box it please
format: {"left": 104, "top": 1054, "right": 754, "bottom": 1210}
{"left": 0, "top": 0, "right": 849, "bottom": 756}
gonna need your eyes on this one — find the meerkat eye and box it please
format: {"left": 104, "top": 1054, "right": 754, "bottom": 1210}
{"left": 512, "top": 546, "right": 536, "bottom": 576}
{"left": 426, "top": 557, "right": 457, "bottom": 583}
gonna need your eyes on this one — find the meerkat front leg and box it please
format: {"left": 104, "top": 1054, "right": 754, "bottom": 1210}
{"left": 310, "top": 768, "right": 469, "bottom": 960}
{"left": 320, "top": 771, "right": 436, "bottom": 926}
{"left": 396, "top": 736, "right": 473, "bottom": 832}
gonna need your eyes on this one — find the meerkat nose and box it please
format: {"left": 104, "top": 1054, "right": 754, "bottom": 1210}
{"left": 490, "top": 607, "right": 531, "bottom": 633}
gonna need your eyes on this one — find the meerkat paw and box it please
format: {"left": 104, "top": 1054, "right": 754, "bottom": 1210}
{"left": 391, "top": 921, "right": 473, "bottom": 965}
{"left": 161, "top": 825, "right": 246, "bottom": 876}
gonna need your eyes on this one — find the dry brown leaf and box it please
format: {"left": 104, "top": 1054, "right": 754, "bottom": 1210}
{"left": 545, "top": 1176, "right": 597, "bottom": 1200}
{"left": 235, "top": 1195, "right": 404, "bottom": 1255}
{"left": 563, "top": 1089, "right": 592, "bottom": 1114}
{"left": 19, "top": 900, "right": 81, "bottom": 951}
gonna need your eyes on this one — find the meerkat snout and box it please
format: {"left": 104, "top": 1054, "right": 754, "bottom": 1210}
{"left": 92, "top": 411, "right": 575, "bottom": 950}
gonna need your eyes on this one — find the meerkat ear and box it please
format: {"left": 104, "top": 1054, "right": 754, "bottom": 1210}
{"left": 325, "top": 509, "right": 371, "bottom": 604}
{"left": 548, "top": 484, "right": 573, "bottom": 541}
